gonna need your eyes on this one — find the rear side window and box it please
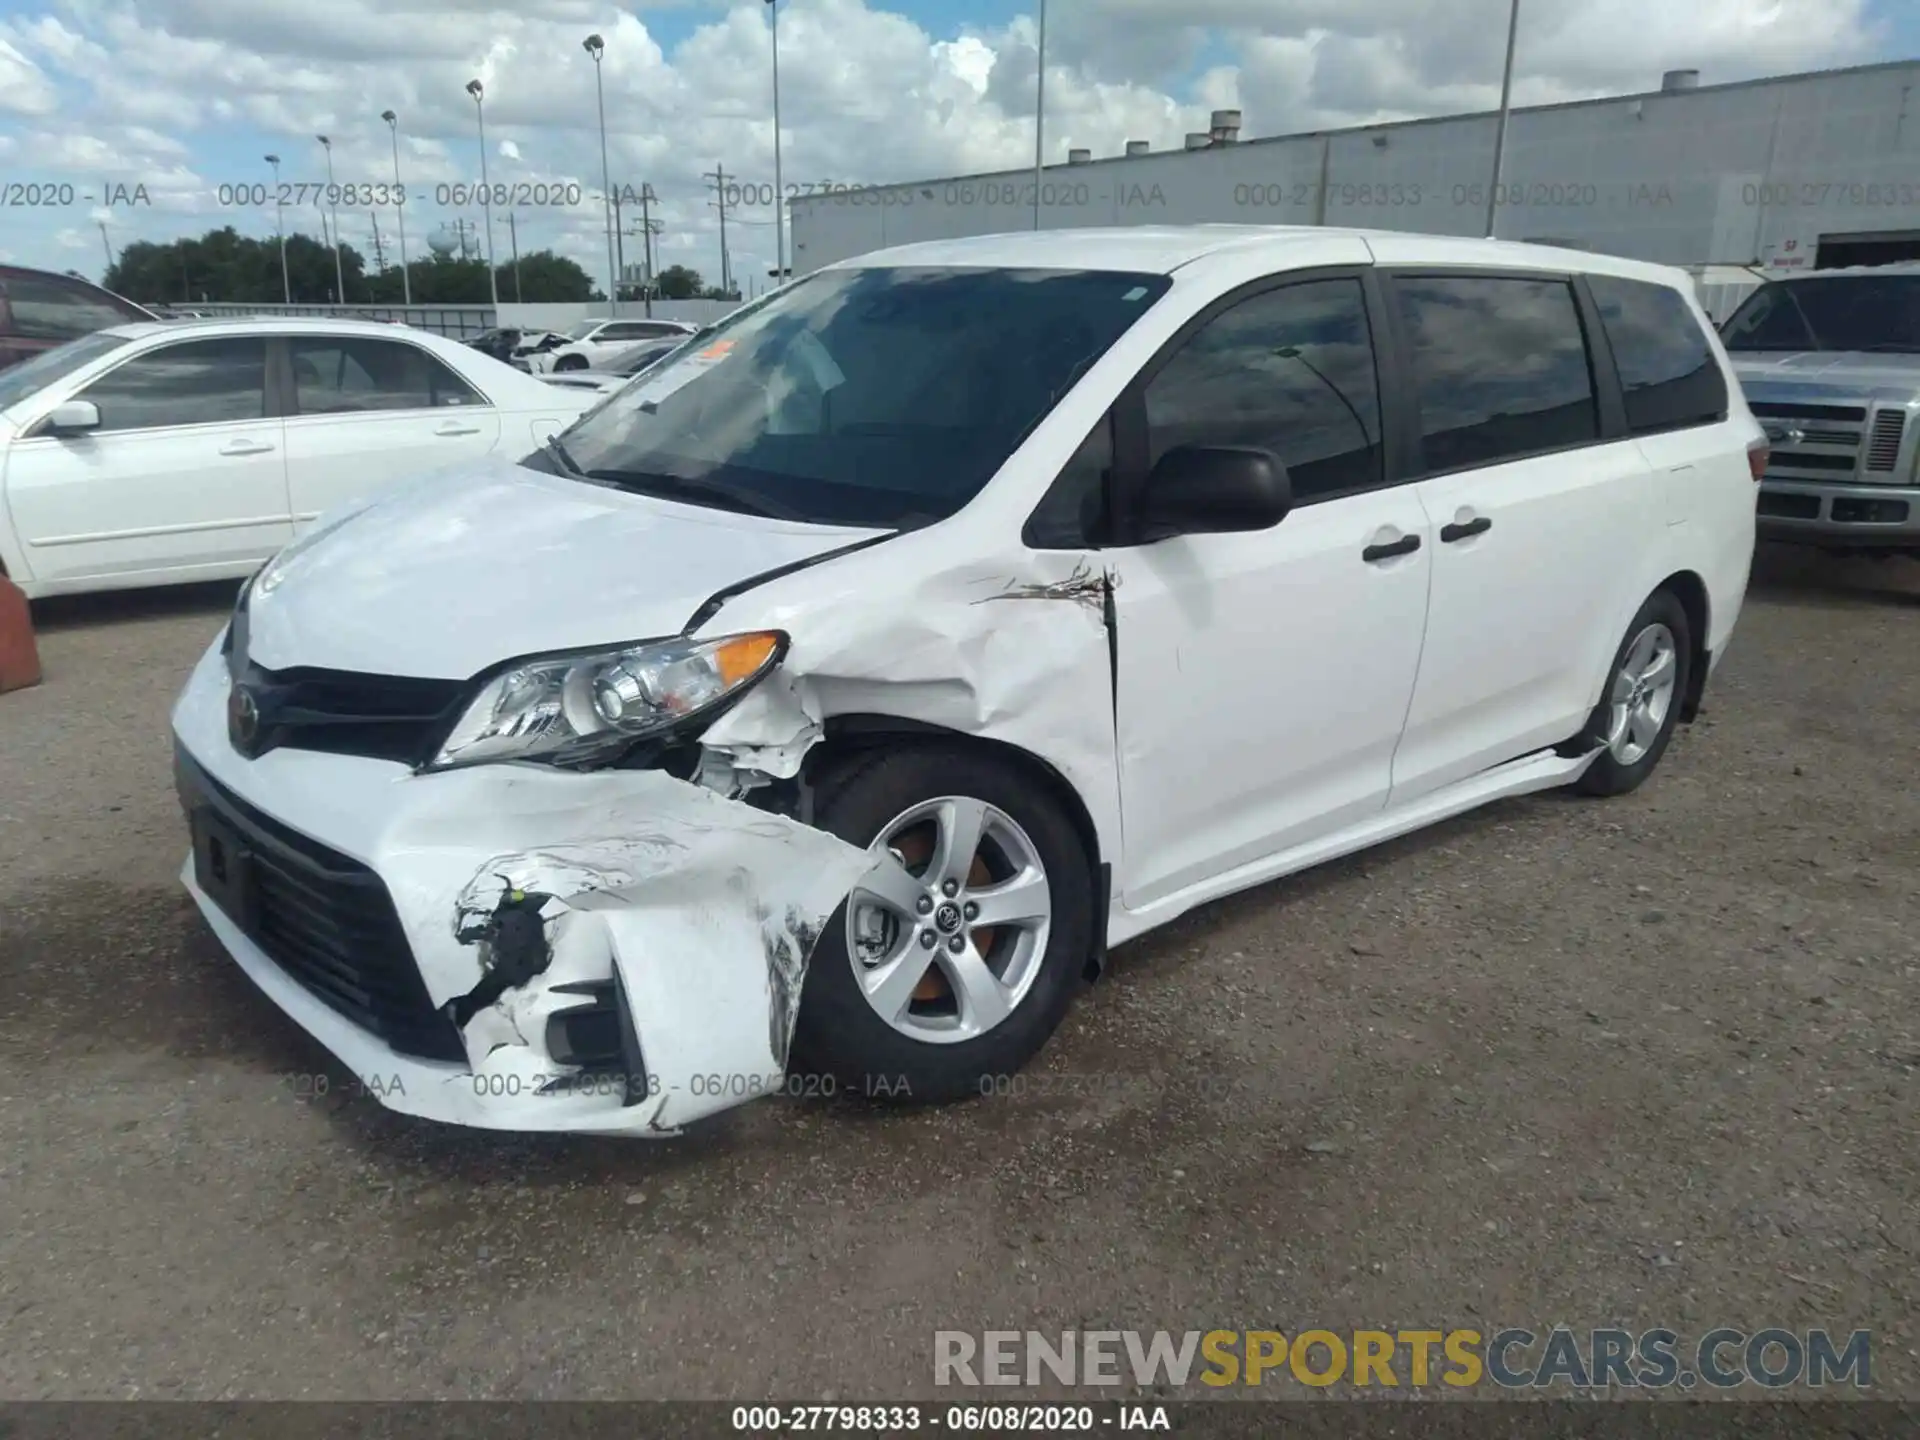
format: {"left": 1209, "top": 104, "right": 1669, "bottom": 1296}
{"left": 1394, "top": 275, "right": 1597, "bottom": 473}
{"left": 289, "top": 337, "right": 484, "bottom": 414}
{"left": 1588, "top": 275, "right": 1728, "bottom": 435}
{"left": 1, "top": 273, "right": 146, "bottom": 342}
{"left": 76, "top": 337, "right": 268, "bottom": 431}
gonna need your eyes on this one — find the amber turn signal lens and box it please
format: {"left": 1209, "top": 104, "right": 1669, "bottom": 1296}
{"left": 714, "top": 632, "right": 781, "bottom": 685}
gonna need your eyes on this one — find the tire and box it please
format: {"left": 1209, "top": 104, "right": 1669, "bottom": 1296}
{"left": 790, "top": 745, "right": 1093, "bottom": 1104}
{"left": 553, "top": 353, "right": 587, "bottom": 372}
{"left": 1573, "top": 589, "right": 1693, "bottom": 798}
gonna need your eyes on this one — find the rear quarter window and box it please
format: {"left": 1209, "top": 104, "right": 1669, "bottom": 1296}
{"left": 1588, "top": 275, "right": 1728, "bottom": 436}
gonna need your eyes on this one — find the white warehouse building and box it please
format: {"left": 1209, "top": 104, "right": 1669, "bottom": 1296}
{"left": 790, "top": 57, "right": 1920, "bottom": 304}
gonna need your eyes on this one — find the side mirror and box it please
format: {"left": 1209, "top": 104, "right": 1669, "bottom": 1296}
{"left": 44, "top": 400, "right": 102, "bottom": 436}
{"left": 1136, "top": 445, "right": 1291, "bottom": 541}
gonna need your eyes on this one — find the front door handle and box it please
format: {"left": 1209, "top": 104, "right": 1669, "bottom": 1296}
{"left": 1440, "top": 516, "right": 1493, "bottom": 543}
{"left": 1362, "top": 533, "right": 1422, "bottom": 563}
{"left": 218, "top": 440, "right": 275, "bottom": 457}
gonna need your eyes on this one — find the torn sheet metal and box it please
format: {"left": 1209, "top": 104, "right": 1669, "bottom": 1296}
{"left": 697, "top": 546, "right": 1124, "bottom": 866}
{"left": 391, "top": 770, "right": 877, "bottom": 1132}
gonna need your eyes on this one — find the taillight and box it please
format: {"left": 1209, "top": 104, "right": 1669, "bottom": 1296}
{"left": 1747, "top": 437, "right": 1770, "bottom": 483}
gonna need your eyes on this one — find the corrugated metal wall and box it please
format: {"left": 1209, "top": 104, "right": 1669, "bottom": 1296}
{"left": 791, "top": 60, "right": 1920, "bottom": 275}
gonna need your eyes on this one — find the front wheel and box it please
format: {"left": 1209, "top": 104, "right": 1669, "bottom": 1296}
{"left": 790, "top": 746, "right": 1093, "bottom": 1103}
{"left": 1574, "top": 589, "right": 1693, "bottom": 797}
{"left": 552, "top": 353, "right": 588, "bottom": 372}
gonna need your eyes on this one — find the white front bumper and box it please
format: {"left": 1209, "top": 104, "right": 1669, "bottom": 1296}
{"left": 172, "top": 640, "right": 874, "bottom": 1136}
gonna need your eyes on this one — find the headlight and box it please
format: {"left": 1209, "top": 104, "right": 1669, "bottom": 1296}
{"left": 429, "top": 631, "right": 785, "bottom": 771}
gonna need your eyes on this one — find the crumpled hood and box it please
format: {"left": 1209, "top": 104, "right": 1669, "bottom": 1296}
{"left": 1733, "top": 351, "right": 1920, "bottom": 405}
{"left": 242, "top": 455, "right": 888, "bottom": 676}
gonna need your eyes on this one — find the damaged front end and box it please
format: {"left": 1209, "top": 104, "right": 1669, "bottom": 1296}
{"left": 172, "top": 538, "right": 1121, "bottom": 1137}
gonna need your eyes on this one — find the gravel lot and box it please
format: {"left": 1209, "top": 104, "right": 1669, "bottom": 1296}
{"left": 1, "top": 545, "right": 1915, "bottom": 1402}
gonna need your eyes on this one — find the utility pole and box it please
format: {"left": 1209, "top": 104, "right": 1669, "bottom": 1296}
{"left": 370, "top": 210, "right": 387, "bottom": 272}
{"left": 705, "top": 164, "right": 732, "bottom": 296}
{"left": 640, "top": 183, "right": 656, "bottom": 316}
{"left": 507, "top": 211, "right": 523, "bottom": 301}
{"left": 612, "top": 192, "right": 625, "bottom": 306}
{"left": 97, "top": 222, "right": 114, "bottom": 275}
{"left": 1485, "top": 0, "right": 1522, "bottom": 239}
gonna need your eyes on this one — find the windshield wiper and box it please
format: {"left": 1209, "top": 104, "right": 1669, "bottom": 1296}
{"left": 543, "top": 434, "right": 584, "bottom": 475}
{"left": 584, "top": 468, "right": 805, "bottom": 521}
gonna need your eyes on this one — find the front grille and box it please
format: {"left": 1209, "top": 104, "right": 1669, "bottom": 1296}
{"left": 1865, "top": 411, "right": 1906, "bottom": 472}
{"left": 1747, "top": 399, "right": 1914, "bottom": 486}
{"left": 179, "top": 748, "right": 466, "bottom": 1063}
{"left": 229, "top": 661, "right": 468, "bottom": 766}
{"left": 1750, "top": 401, "right": 1866, "bottom": 422}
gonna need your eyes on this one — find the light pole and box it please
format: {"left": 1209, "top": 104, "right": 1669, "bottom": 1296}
{"left": 765, "top": 0, "right": 785, "bottom": 283}
{"left": 97, "top": 222, "right": 114, "bottom": 275}
{"left": 317, "top": 134, "right": 347, "bottom": 302}
{"left": 1033, "top": 0, "right": 1047, "bottom": 231}
{"left": 1485, "top": 0, "right": 1521, "bottom": 238}
{"left": 466, "top": 79, "right": 500, "bottom": 307}
{"left": 381, "top": 110, "right": 412, "bottom": 304}
{"left": 584, "top": 34, "right": 621, "bottom": 316}
{"left": 265, "top": 153, "right": 291, "bottom": 303}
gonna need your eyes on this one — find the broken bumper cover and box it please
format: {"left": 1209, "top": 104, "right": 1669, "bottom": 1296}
{"left": 170, "top": 641, "right": 874, "bottom": 1136}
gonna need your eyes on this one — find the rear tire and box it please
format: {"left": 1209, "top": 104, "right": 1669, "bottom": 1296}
{"left": 790, "top": 746, "right": 1093, "bottom": 1104}
{"left": 1574, "top": 589, "right": 1693, "bottom": 798}
{"left": 553, "top": 353, "right": 587, "bottom": 372}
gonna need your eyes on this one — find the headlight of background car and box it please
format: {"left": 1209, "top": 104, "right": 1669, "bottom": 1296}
{"left": 429, "top": 631, "right": 785, "bottom": 771}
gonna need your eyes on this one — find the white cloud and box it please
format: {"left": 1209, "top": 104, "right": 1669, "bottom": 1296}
{"left": 0, "top": 0, "right": 1886, "bottom": 282}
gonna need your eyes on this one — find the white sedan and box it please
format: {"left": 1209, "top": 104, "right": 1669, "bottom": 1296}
{"left": 530, "top": 317, "right": 699, "bottom": 373}
{"left": 0, "top": 317, "right": 598, "bottom": 599}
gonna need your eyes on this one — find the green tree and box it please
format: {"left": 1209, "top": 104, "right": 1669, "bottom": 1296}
{"left": 654, "top": 264, "right": 704, "bottom": 300}
{"left": 106, "top": 227, "right": 368, "bottom": 305}
{"left": 101, "top": 227, "right": 596, "bottom": 306}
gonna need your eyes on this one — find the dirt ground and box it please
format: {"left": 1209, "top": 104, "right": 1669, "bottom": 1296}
{"left": 1, "top": 544, "right": 1915, "bottom": 1402}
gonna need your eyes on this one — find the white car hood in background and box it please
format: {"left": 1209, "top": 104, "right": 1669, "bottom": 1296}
{"left": 241, "top": 456, "right": 889, "bottom": 676}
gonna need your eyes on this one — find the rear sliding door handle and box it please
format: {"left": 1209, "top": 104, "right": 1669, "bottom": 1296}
{"left": 434, "top": 423, "right": 483, "bottom": 437}
{"left": 1440, "top": 516, "right": 1493, "bottom": 543}
{"left": 218, "top": 440, "right": 275, "bottom": 457}
{"left": 1362, "top": 533, "right": 1422, "bottom": 563}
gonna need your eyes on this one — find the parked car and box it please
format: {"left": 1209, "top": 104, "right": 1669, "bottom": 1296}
{"left": 0, "top": 316, "right": 597, "bottom": 598}
{"left": 170, "top": 228, "right": 1760, "bottom": 1138}
{"left": 467, "top": 326, "right": 568, "bottom": 367}
{"left": 1721, "top": 263, "right": 1920, "bottom": 556}
{"left": 534, "top": 335, "right": 692, "bottom": 394}
{"left": 533, "top": 317, "right": 699, "bottom": 372}
{"left": 0, "top": 264, "right": 155, "bottom": 373}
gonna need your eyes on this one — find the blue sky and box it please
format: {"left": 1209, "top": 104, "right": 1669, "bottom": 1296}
{"left": 0, "top": 0, "right": 1912, "bottom": 286}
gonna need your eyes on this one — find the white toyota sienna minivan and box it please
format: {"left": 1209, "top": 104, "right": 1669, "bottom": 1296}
{"left": 171, "top": 226, "right": 1764, "bottom": 1136}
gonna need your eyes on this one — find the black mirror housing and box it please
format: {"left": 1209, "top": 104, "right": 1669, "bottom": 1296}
{"left": 1136, "top": 445, "right": 1292, "bottom": 541}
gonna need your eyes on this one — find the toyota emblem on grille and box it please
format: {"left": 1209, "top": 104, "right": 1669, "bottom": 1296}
{"left": 227, "top": 684, "right": 262, "bottom": 754}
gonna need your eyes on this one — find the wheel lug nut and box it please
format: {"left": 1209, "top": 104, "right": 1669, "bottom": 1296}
{"left": 963, "top": 902, "right": 979, "bottom": 921}
{"left": 942, "top": 879, "right": 959, "bottom": 897}
{"left": 919, "top": 930, "right": 938, "bottom": 950}
{"left": 916, "top": 895, "right": 933, "bottom": 915}
{"left": 947, "top": 935, "right": 966, "bottom": 953}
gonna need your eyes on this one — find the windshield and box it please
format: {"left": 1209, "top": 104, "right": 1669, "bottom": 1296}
{"left": 549, "top": 265, "right": 1170, "bottom": 527}
{"left": 0, "top": 331, "right": 134, "bottom": 414}
{"left": 1722, "top": 275, "right": 1920, "bottom": 354}
{"left": 566, "top": 320, "right": 605, "bottom": 341}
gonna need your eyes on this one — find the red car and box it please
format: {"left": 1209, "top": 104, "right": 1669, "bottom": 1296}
{"left": 0, "top": 265, "right": 156, "bottom": 372}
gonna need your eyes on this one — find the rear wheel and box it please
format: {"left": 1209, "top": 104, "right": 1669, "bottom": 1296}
{"left": 790, "top": 747, "right": 1093, "bottom": 1103}
{"left": 553, "top": 353, "right": 588, "bottom": 372}
{"left": 1574, "top": 589, "right": 1693, "bottom": 797}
